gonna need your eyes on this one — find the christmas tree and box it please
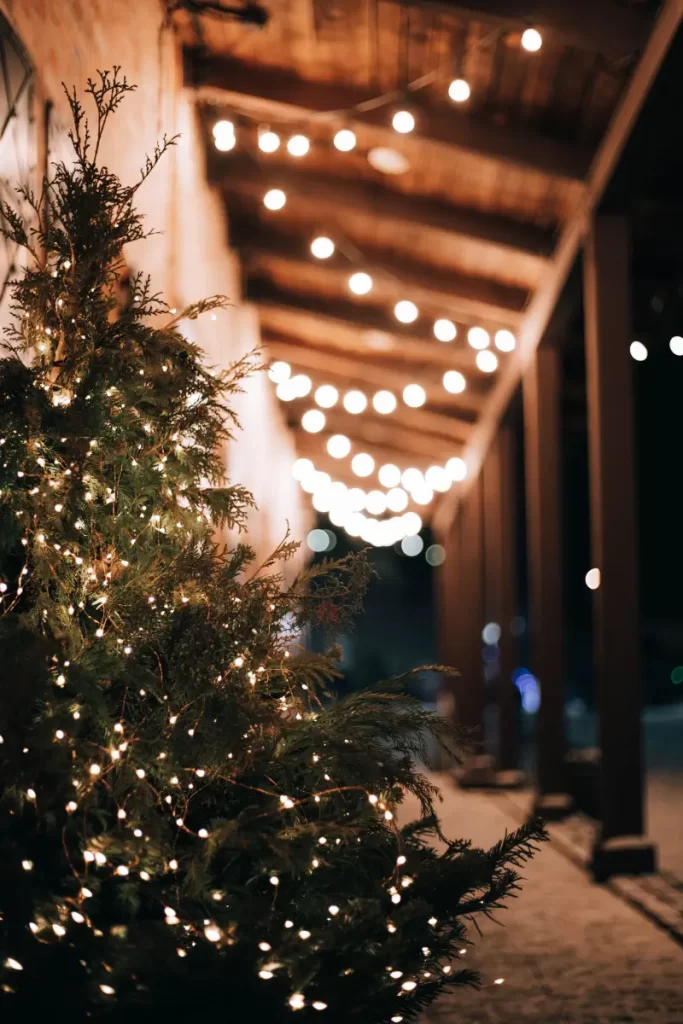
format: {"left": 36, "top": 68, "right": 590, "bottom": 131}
{"left": 0, "top": 71, "right": 543, "bottom": 1022}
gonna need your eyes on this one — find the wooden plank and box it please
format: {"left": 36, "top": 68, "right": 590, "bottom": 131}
{"left": 434, "top": 0, "right": 683, "bottom": 536}
{"left": 583, "top": 214, "right": 644, "bottom": 840}
{"left": 403, "top": 1, "right": 652, "bottom": 61}
{"left": 523, "top": 345, "right": 567, "bottom": 797}
{"left": 483, "top": 426, "right": 520, "bottom": 771}
{"left": 455, "top": 473, "right": 486, "bottom": 740}
{"left": 264, "top": 335, "right": 484, "bottom": 416}
{"left": 186, "top": 51, "right": 591, "bottom": 181}
{"left": 250, "top": 279, "right": 515, "bottom": 362}
{"left": 235, "top": 218, "right": 528, "bottom": 326}
{"left": 217, "top": 154, "right": 555, "bottom": 258}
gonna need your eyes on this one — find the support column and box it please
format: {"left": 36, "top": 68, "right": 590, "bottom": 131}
{"left": 523, "top": 346, "right": 572, "bottom": 818}
{"left": 436, "top": 513, "right": 461, "bottom": 768}
{"left": 583, "top": 214, "right": 655, "bottom": 879}
{"left": 483, "top": 427, "right": 522, "bottom": 784}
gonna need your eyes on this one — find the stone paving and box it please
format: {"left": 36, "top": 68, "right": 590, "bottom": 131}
{"left": 401, "top": 777, "right": 683, "bottom": 1023}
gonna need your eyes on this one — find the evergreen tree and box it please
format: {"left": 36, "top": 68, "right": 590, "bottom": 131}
{"left": 0, "top": 71, "right": 543, "bottom": 1022}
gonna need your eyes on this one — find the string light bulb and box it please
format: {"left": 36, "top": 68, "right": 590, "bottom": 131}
{"left": 392, "top": 109, "right": 415, "bottom": 134}
{"left": 446, "top": 456, "right": 467, "bottom": 482}
{"left": 495, "top": 329, "right": 516, "bottom": 352}
{"left": 268, "top": 360, "right": 291, "bottom": 384}
{"left": 521, "top": 28, "right": 543, "bottom": 52}
{"left": 630, "top": 340, "right": 648, "bottom": 361}
{"left": 287, "top": 134, "right": 310, "bottom": 157}
{"left": 402, "top": 383, "right": 426, "bottom": 408}
{"left": 311, "top": 236, "right": 335, "bottom": 259}
{"left": 443, "top": 370, "right": 466, "bottom": 394}
{"left": 212, "top": 120, "right": 236, "bottom": 152}
{"left": 302, "top": 409, "right": 326, "bottom": 433}
{"left": 315, "top": 384, "right": 338, "bottom": 408}
{"left": 348, "top": 271, "right": 373, "bottom": 296}
{"left": 263, "top": 188, "right": 286, "bottom": 211}
{"left": 379, "top": 463, "right": 401, "bottom": 488}
{"left": 434, "top": 319, "right": 456, "bottom": 342}
{"left": 327, "top": 434, "right": 351, "bottom": 459}
{"left": 448, "top": 79, "right": 471, "bottom": 103}
{"left": 343, "top": 390, "right": 368, "bottom": 414}
{"left": 334, "top": 128, "right": 357, "bottom": 151}
{"left": 258, "top": 128, "right": 280, "bottom": 153}
{"left": 373, "top": 390, "right": 397, "bottom": 414}
{"left": 394, "top": 300, "right": 418, "bottom": 324}
{"left": 351, "top": 453, "right": 374, "bottom": 478}
{"left": 468, "top": 326, "right": 490, "bottom": 350}
{"left": 476, "top": 350, "right": 498, "bottom": 373}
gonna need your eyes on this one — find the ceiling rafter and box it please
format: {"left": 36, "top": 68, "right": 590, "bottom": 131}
{"left": 185, "top": 50, "right": 592, "bottom": 181}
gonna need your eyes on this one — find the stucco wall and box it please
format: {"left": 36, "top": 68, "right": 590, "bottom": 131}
{"left": 0, "top": 0, "right": 310, "bottom": 572}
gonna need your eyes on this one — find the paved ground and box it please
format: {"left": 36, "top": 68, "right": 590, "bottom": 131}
{"left": 401, "top": 776, "right": 683, "bottom": 1023}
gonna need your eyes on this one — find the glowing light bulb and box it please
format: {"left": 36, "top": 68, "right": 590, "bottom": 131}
{"left": 327, "top": 434, "right": 351, "bottom": 459}
{"left": 468, "top": 326, "right": 490, "bottom": 350}
{"left": 366, "top": 490, "right": 388, "bottom": 515}
{"left": 263, "top": 189, "right": 286, "bottom": 211}
{"left": 448, "top": 78, "right": 471, "bottom": 103}
{"left": 403, "top": 383, "right": 426, "bottom": 408}
{"left": 379, "top": 463, "right": 401, "bottom": 488}
{"left": 670, "top": 336, "right": 683, "bottom": 356}
{"left": 402, "top": 511, "right": 422, "bottom": 536}
{"left": 387, "top": 487, "right": 408, "bottom": 512}
{"left": 334, "top": 128, "right": 356, "bottom": 151}
{"left": 315, "top": 384, "right": 338, "bottom": 408}
{"left": 89, "top": 764, "right": 100, "bottom": 775}
{"left": 291, "top": 374, "right": 312, "bottom": 397}
{"left": 446, "top": 456, "right": 467, "bottom": 482}
{"left": 343, "top": 390, "right": 368, "bottom": 414}
{"left": 349, "top": 272, "right": 373, "bottom": 296}
{"left": 443, "top": 370, "right": 466, "bottom": 394}
{"left": 302, "top": 409, "right": 326, "bottom": 433}
{"left": 476, "top": 350, "right": 498, "bottom": 373}
{"left": 311, "top": 236, "right": 335, "bottom": 259}
{"left": 292, "top": 458, "right": 314, "bottom": 481}
{"left": 268, "top": 360, "right": 291, "bottom": 383}
{"left": 495, "top": 329, "right": 516, "bottom": 352}
{"left": 630, "top": 340, "right": 648, "bottom": 361}
{"left": 258, "top": 129, "right": 280, "bottom": 153}
{"left": 287, "top": 134, "right": 310, "bottom": 157}
{"left": 352, "top": 453, "right": 375, "bottom": 478}
{"left": 212, "top": 120, "right": 236, "bottom": 152}
{"left": 434, "top": 318, "right": 456, "bottom": 342}
{"left": 205, "top": 925, "right": 221, "bottom": 942}
{"left": 394, "top": 300, "right": 418, "bottom": 324}
{"left": 392, "top": 109, "right": 415, "bottom": 134}
{"left": 373, "top": 390, "right": 397, "bottom": 414}
{"left": 522, "top": 28, "right": 543, "bottom": 52}
{"left": 585, "top": 567, "right": 601, "bottom": 590}
{"left": 425, "top": 466, "right": 451, "bottom": 492}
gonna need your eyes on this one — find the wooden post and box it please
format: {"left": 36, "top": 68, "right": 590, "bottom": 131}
{"left": 583, "top": 214, "right": 656, "bottom": 878}
{"left": 523, "top": 346, "right": 572, "bottom": 817}
{"left": 483, "top": 427, "right": 521, "bottom": 780}
{"left": 436, "top": 513, "right": 461, "bottom": 765}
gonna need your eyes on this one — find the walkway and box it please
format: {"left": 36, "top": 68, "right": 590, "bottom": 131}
{"left": 401, "top": 776, "right": 683, "bottom": 1023}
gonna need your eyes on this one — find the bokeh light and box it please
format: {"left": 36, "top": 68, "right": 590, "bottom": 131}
{"left": 373, "top": 390, "right": 397, "bottom": 414}
{"left": 287, "top": 134, "right": 310, "bottom": 157}
{"left": 379, "top": 463, "right": 401, "bottom": 488}
{"left": 495, "top": 329, "right": 516, "bottom": 352}
{"left": 307, "top": 528, "right": 330, "bottom": 552}
{"left": 258, "top": 129, "right": 280, "bottom": 153}
{"left": 434, "top": 318, "right": 457, "bottom": 342}
{"left": 302, "top": 409, "right": 325, "bottom": 433}
{"left": 403, "top": 383, "right": 426, "bottom": 408}
{"left": 425, "top": 544, "right": 446, "bottom": 566}
{"left": 585, "top": 567, "right": 601, "bottom": 590}
{"left": 476, "top": 350, "right": 498, "bottom": 373}
{"left": 468, "top": 326, "right": 490, "bottom": 350}
{"left": 670, "top": 336, "right": 683, "bottom": 356}
{"left": 327, "top": 434, "right": 351, "bottom": 459}
{"left": 351, "top": 453, "right": 374, "bottom": 477}
{"left": 334, "top": 128, "right": 357, "bottom": 152}
{"left": 401, "top": 534, "right": 424, "bottom": 557}
{"left": 268, "top": 361, "right": 291, "bottom": 384}
{"left": 311, "top": 236, "right": 335, "bottom": 259}
{"left": 446, "top": 456, "right": 467, "bottom": 482}
{"left": 349, "top": 272, "right": 373, "bottom": 296}
{"left": 292, "top": 458, "right": 314, "bottom": 481}
{"left": 630, "top": 341, "right": 648, "bottom": 361}
{"left": 343, "top": 390, "right": 368, "bottom": 414}
{"left": 448, "top": 79, "right": 471, "bottom": 103}
{"left": 392, "top": 109, "right": 415, "bottom": 134}
{"left": 263, "top": 188, "right": 286, "bottom": 211}
{"left": 394, "top": 300, "right": 419, "bottom": 324}
{"left": 314, "top": 384, "right": 338, "bottom": 408}
{"left": 482, "top": 622, "right": 502, "bottom": 645}
{"left": 443, "top": 370, "right": 466, "bottom": 394}
{"left": 521, "top": 28, "right": 543, "bottom": 52}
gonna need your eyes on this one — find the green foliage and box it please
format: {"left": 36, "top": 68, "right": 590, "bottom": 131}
{"left": 0, "top": 70, "right": 544, "bottom": 1022}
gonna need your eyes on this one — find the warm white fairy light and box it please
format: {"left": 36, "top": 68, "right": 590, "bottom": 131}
{"left": 378, "top": 463, "right": 401, "bottom": 488}
{"left": 394, "top": 300, "right": 418, "bottom": 324}
{"left": 402, "top": 384, "right": 426, "bottom": 408}
{"left": 327, "top": 434, "right": 351, "bottom": 459}
{"left": 443, "top": 370, "right": 466, "bottom": 394}
{"left": 333, "top": 126, "right": 357, "bottom": 151}
{"left": 630, "top": 340, "right": 648, "bottom": 361}
{"left": 311, "top": 236, "right": 335, "bottom": 259}
{"left": 446, "top": 456, "right": 467, "bottom": 482}
{"left": 269, "top": 361, "right": 291, "bottom": 384}
{"left": 392, "top": 110, "right": 415, "bottom": 134}
{"left": 434, "top": 318, "right": 456, "bottom": 342}
{"left": 670, "top": 336, "right": 683, "bottom": 355}
{"left": 312, "top": 1002, "right": 328, "bottom": 1011}
{"left": 476, "top": 349, "right": 498, "bottom": 373}
{"left": 521, "top": 28, "right": 542, "bottom": 52}
{"left": 204, "top": 924, "right": 221, "bottom": 942}
{"left": 348, "top": 271, "right": 373, "bottom": 296}
{"left": 289, "top": 993, "right": 306, "bottom": 1010}
{"left": 212, "top": 119, "right": 236, "bottom": 152}
{"left": 425, "top": 466, "right": 451, "bottom": 492}
{"left": 287, "top": 134, "right": 310, "bottom": 157}
{"left": 448, "top": 78, "right": 471, "bottom": 102}
{"left": 468, "top": 326, "right": 490, "bottom": 350}
{"left": 263, "top": 188, "right": 286, "bottom": 211}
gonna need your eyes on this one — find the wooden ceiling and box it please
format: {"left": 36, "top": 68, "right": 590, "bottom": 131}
{"left": 177, "top": 0, "right": 660, "bottom": 524}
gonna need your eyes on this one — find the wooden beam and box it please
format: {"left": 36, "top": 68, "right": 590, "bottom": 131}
{"left": 299, "top": 404, "right": 468, "bottom": 456}
{"left": 434, "top": 0, "right": 683, "bottom": 536}
{"left": 294, "top": 428, "right": 435, "bottom": 476}
{"left": 235, "top": 218, "right": 527, "bottom": 328}
{"left": 455, "top": 474, "right": 486, "bottom": 742}
{"left": 217, "top": 154, "right": 554, "bottom": 259}
{"left": 401, "top": 1, "right": 651, "bottom": 61}
{"left": 263, "top": 334, "right": 484, "bottom": 417}
{"left": 186, "top": 51, "right": 591, "bottom": 181}
{"left": 583, "top": 215, "right": 651, "bottom": 863}
{"left": 523, "top": 345, "right": 568, "bottom": 804}
{"left": 250, "top": 279, "right": 508, "bottom": 372}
